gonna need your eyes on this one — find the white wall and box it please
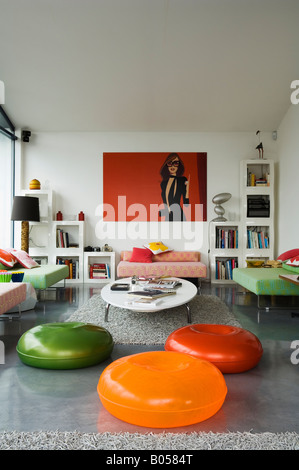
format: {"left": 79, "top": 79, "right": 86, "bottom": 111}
{"left": 276, "top": 104, "right": 299, "bottom": 255}
{"left": 19, "top": 131, "right": 278, "bottom": 268}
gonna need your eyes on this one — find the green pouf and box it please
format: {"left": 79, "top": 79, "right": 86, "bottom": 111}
{"left": 16, "top": 322, "right": 114, "bottom": 369}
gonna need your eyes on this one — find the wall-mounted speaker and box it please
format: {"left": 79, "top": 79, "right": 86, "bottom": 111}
{"left": 22, "top": 130, "right": 31, "bottom": 142}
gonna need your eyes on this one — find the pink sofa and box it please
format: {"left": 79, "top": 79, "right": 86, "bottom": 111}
{"left": 0, "top": 283, "right": 27, "bottom": 316}
{"left": 117, "top": 251, "right": 207, "bottom": 280}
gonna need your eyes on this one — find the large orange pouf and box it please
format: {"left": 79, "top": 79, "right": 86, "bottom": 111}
{"left": 165, "top": 324, "right": 263, "bottom": 373}
{"left": 97, "top": 351, "right": 227, "bottom": 428}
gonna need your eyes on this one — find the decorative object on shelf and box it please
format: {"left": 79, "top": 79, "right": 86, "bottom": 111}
{"left": 256, "top": 130, "right": 264, "bottom": 159}
{"left": 78, "top": 211, "right": 85, "bottom": 221}
{"left": 29, "top": 179, "right": 41, "bottom": 190}
{"left": 11, "top": 196, "right": 40, "bottom": 253}
{"left": 56, "top": 211, "right": 63, "bottom": 221}
{"left": 102, "top": 244, "right": 113, "bottom": 252}
{"left": 211, "top": 193, "right": 231, "bottom": 221}
{"left": 245, "top": 259, "right": 265, "bottom": 268}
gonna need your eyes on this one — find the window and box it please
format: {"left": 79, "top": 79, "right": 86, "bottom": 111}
{"left": 0, "top": 106, "right": 16, "bottom": 247}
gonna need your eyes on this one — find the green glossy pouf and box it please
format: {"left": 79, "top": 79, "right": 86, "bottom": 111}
{"left": 16, "top": 322, "right": 114, "bottom": 369}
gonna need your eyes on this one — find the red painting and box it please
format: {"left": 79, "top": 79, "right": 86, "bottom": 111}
{"left": 103, "top": 152, "right": 207, "bottom": 222}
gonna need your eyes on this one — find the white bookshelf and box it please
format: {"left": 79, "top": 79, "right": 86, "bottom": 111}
{"left": 240, "top": 159, "right": 274, "bottom": 267}
{"left": 210, "top": 221, "right": 241, "bottom": 283}
{"left": 84, "top": 251, "right": 115, "bottom": 284}
{"left": 52, "top": 220, "right": 84, "bottom": 282}
{"left": 22, "top": 189, "right": 85, "bottom": 283}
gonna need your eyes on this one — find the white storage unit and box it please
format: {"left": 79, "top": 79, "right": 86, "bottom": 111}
{"left": 210, "top": 221, "right": 241, "bottom": 283}
{"left": 240, "top": 159, "right": 274, "bottom": 266}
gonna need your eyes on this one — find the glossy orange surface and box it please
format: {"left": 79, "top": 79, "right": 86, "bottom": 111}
{"left": 165, "top": 324, "right": 263, "bottom": 373}
{"left": 97, "top": 351, "right": 227, "bottom": 428}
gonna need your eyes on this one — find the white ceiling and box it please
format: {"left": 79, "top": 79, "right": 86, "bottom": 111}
{"left": 1, "top": 0, "right": 299, "bottom": 133}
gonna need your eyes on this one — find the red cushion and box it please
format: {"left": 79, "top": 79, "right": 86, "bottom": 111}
{"left": 277, "top": 249, "right": 299, "bottom": 261}
{"left": 129, "top": 247, "right": 153, "bottom": 263}
{"left": 0, "top": 249, "right": 16, "bottom": 268}
{"left": 286, "top": 255, "right": 299, "bottom": 267}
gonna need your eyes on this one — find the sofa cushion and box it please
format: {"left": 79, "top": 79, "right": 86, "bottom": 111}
{"left": 143, "top": 241, "right": 172, "bottom": 255}
{"left": 9, "top": 249, "right": 39, "bottom": 269}
{"left": 277, "top": 249, "right": 299, "bottom": 261}
{"left": 153, "top": 251, "right": 200, "bottom": 262}
{"left": 121, "top": 250, "right": 200, "bottom": 262}
{"left": 286, "top": 255, "right": 299, "bottom": 267}
{"left": 129, "top": 247, "right": 153, "bottom": 263}
{"left": 117, "top": 259, "right": 207, "bottom": 279}
{"left": 0, "top": 248, "right": 16, "bottom": 268}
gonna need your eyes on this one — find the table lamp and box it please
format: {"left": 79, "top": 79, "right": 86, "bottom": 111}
{"left": 11, "top": 196, "right": 40, "bottom": 253}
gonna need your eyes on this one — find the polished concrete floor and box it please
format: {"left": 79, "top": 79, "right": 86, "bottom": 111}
{"left": 0, "top": 281, "right": 299, "bottom": 435}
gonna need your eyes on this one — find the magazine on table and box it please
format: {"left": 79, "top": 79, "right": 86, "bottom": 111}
{"left": 144, "top": 279, "right": 182, "bottom": 289}
{"left": 127, "top": 289, "right": 177, "bottom": 300}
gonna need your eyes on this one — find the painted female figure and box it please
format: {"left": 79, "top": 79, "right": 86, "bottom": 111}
{"left": 159, "top": 153, "right": 190, "bottom": 221}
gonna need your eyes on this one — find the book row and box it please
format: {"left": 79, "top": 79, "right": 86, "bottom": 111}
{"left": 56, "top": 257, "right": 80, "bottom": 279}
{"left": 247, "top": 229, "right": 269, "bottom": 249}
{"left": 89, "top": 263, "right": 111, "bottom": 279}
{"left": 215, "top": 258, "right": 238, "bottom": 280}
{"left": 56, "top": 229, "right": 79, "bottom": 248}
{"left": 215, "top": 227, "right": 239, "bottom": 249}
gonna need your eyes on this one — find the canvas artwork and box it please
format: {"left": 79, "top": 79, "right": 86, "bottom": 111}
{"left": 103, "top": 152, "right": 207, "bottom": 222}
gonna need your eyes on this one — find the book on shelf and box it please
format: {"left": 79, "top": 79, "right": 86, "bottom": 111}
{"left": 56, "top": 257, "right": 79, "bottom": 279}
{"left": 127, "top": 289, "right": 177, "bottom": 300}
{"left": 215, "top": 258, "right": 238, "bottom": 280}
{"left": 56, "top": 228, "right": 79, "bottom": 248}
{"left": 215, "top": 227, "right": 238, "bottom": 249}
{"left": 89, "top": 262, "right": 111, "bottom": 279}
{"left": 247, "top": 229, "right": 269, "bottom": 249}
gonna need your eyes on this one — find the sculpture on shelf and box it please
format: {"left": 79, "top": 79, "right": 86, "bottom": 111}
{"left": 211, "top": 193, "right": 231, "bottom": 221}
{"left": 256, "top": 130, "right": 264, "bottom": 159}
{"left": 102, "top": 244, "right": 113, "bottom": 252}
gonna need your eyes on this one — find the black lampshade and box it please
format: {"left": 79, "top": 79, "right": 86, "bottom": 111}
{"left": 11, "top": 196, "right": 40, "bottom": 222}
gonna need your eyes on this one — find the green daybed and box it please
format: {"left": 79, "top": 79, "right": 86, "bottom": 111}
{"left": 233, "top": 255, "right": 299, "bottom": 309}
{"left": 22, "top": 264, "right": 69, "bottom": 289}
{"left": 0, "top": 248, "right": 69, "bottom": 290}
{"left": 233, "top": 267, "right": 299, "bottom": 297}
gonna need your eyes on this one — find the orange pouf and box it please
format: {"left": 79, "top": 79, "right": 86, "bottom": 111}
{"left": 97, "top": 351, "right": 227, "bottom": 428}
{"left": 165, "top": 324, "right": 263, "bottom": 373}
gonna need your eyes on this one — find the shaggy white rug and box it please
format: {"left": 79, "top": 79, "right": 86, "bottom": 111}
{"left": 66, "top": 294, "right": 241, "bottom": 344}
{"left": 0, "top": 430, "right": 298, "bottom": 450}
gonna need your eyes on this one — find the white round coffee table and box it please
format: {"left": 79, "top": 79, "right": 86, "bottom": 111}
{"left": 101, "top": 277, "right": 198, "bottom": 323}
